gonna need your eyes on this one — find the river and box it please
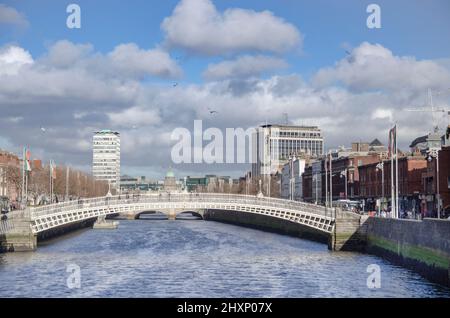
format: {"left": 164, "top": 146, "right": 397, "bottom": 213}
{"left": 0, "top": 219, "right": 449, "bottom": 298}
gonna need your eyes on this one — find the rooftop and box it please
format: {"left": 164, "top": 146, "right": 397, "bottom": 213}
{"left": 94, "top": 130, "right": 120, "bottom": 135}
{"left": 260, "top": 124, "right": 320, "bottom": 130}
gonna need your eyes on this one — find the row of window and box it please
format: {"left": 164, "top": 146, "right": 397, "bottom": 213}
{"left": 272, "top": 131, "right": 322, "bottom": 138}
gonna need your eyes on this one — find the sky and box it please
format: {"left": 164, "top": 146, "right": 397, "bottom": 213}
{"left": 1, "top": 0, "right": 450, "bottom": 179}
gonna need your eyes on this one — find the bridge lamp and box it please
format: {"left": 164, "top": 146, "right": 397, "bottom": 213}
{"left": 427, "top": 149, "right": 440, "bottom": 219}
{"left": 376, "top": 162, "right": 385, "bottom": 210}
{"left": 339, "top": 169, "right": 348, "bottom": 199}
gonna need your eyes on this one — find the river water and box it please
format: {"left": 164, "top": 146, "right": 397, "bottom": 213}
{"left": 0, "top": 219, "right": 449, "bottom": 298}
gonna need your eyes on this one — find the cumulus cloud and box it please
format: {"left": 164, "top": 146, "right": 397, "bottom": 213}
{"left": 1, "top": 41, "right": 449, "bottom": 178}
{"left": 108, "top": 43, "right": 182, "bottom": 79}
{"left": 203, "top": 55, "right": 288, "bottom": 80}
{"left": 41, "top": 40, "right": 94, "bottom": 68}
{"left": 161, "top": 0, "right": 302, "bottom": 55}
{"left": 313, "top": 42, "right": 450, "bottom": 96}
{"left": 108, "top": 106, "right": 161, "bottom": 128}
{"left": 0, "top": 4, "right": 28, "bottom": 28}
{"left": 0, "top": 45, "right": 33, "bottom": 76}
{"left": 39, "top": 40, "right": 182, "bottom": 80}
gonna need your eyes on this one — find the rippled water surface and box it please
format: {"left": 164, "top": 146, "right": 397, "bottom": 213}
{"left": 0, "top": 220, "right": 449, "bottom": 297}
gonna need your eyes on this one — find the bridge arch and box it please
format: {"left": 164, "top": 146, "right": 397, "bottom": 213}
{"left": 132, "top": 209, "right": 204, "bottom": 220}
{"left": 29, "top": 193, "right": 335, "bottom": 235}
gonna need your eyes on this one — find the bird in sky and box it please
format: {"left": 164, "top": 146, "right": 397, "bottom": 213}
{"left": 208, "top": 107, "right": 218, "bottom": 115}
{"left": 40, "top": 127, "right": 46, "bottom": 133}
{"left": 173, "top": 82, "right": 178, "bottom": 87}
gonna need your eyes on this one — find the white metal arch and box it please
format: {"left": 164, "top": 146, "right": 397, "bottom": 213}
{"left": 29, "top": 193, "right": 335, "bottom": 234}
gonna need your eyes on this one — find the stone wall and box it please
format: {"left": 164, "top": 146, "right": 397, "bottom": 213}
{"left": 364, "top": 217, "right": 450, "bottom": 287}
{"left": 204, "top": 209, "right": 329, "bottom": 244}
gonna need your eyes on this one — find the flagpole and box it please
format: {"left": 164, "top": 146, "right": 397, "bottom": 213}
{"left": 329, "top": 151, "right": 333, "bottom": 206}
{"left": 49, "top": 160, "right": 52, "bottom": 204}
{"left": 325, "top": 154, "right": 328, "bottom": 208}
{"left": 390, "top": 128, "right": 395, "bottom": 219}
{"left": 395, "top": 124, "right": 399, "bottom": 218}
{"left": 65, "top": 166, "right": 69, "bottom": 201}
{"left": 21, "top": 147, "right": 26, "bottom": 208}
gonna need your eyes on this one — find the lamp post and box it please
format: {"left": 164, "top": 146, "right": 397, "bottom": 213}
{"left": 314, "top": 171, "right": 318, "bottom": 204}
{"left": 376, "top": 162, "right": 385, "bottom": 212}
{"left": 329, "top": 151, "right": 333, "bottom": 206}
{"left": 427, "top": 149, "right": 440, "bottom": 218}
{"left": 340, "top": 169, "right": 348, "bottom": 199}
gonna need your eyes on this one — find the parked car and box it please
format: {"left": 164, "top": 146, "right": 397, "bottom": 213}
{"left": 0, "top": 196, "right": 10, "bottom": 214}
{"left": 333, "top": 199, "right": 362, "bottom": 213}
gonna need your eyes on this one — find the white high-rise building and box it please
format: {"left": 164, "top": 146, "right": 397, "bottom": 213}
{"left": 92, "top": 130, "right": 120, "bottom": 191}
{"left": 252, "top": 124, "right": 324, "bottom": 177}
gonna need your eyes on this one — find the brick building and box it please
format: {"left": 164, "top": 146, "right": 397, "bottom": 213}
{"left": 422, "top": 146, "right": 450, "bottom": 217}
{"left": 359, "top": 155, "right": 427, "bottom": 214}
{"left": 330, "top": 154, "right": 380, "bottom": 202}
{"left": 0, "top": 149, "right": 21, "bottom": 201}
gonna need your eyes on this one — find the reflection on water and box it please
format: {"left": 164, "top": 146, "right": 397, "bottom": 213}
{"left": 0, "top": 220, "right": 449, "bottom": 298}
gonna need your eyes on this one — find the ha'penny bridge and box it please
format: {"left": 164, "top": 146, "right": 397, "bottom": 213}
{"left": 0, "top": 193, "right": 365, "bottom": 252}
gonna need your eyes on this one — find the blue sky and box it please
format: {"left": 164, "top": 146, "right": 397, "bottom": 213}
{"left": 1, "top": 0, "right": 450, "bottom": 178}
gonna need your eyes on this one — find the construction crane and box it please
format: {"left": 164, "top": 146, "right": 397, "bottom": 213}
{"left": 405, "top": 88, "right": 450, "bottom": 132}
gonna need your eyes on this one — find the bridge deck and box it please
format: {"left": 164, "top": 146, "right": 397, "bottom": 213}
{"left": 2, "top": 194, "right": 337, "bottom": 235}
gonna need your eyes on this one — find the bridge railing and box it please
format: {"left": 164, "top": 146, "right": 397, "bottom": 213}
{"left": 29, "top": 193, "right": 333, "bottom": 219}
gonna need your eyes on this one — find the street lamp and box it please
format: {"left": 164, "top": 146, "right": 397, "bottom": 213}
{"left": 376, "top": 162, "right": 385, "bottom": 212}
{"left": 340, "top": 169, "right": 348, "bottom": 200}
{"left": 427, "top": 149, "right": 440, "bottom": 219}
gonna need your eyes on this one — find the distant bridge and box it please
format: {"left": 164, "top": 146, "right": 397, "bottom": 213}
{"left": 1, "top": 193, "right": 363, "bottom": 252}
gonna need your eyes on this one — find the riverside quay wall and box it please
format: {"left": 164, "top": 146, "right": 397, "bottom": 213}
{"left": 204, "top": 209, "right": 330, "bottom": 245}
{"left": 205, "top": 209, "right": 450, "bottom": 287}
{"left": 365, "top": 217, "right": 450, "bottom": 287}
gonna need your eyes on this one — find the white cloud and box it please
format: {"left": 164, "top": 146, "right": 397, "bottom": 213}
{"left": 0, "top": 4, "right": 28, "bottom": 28}
{"left": 42, "top": 40, "right": 94, "bottom": 68}
{"left": 203, "top": 55, "right": 288, "bottom": 80}
{"left": 39, "top": 40, "right": 182, "bottom": 80}
{"left": 108, "top": 43, "right": 182, "bottom": 79}
{"left": 371, "top": 108, "right": 393, "bottom": 122}
{"left": 0, "top": 46, "right": 33, "bottom": 76}
{"left": 313, "top": 42, "right": 450, "bottom": 95}
{"left": 0, "top": 41, "right": 448, "bottom": 178}
{"left": 161, "top": 0, "right": 302, "bottom": 55}
{"left": 108, "top": 106, "right": 161, "bottom": 127}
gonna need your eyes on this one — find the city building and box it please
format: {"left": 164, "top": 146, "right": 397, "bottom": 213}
{"left": 120, "top": 175, "right": 163, "bottom": 193}
{"left": 163, "top": 168, "right": 179, "bottom": 192}
{"left": 302, "top": 140, "right": 386, "bottom": 205}
{"left": 359, "top": 155, "right": 427, "bottom": 214}
{"left": 422, "top": 145, "right": 450, "bottom": 217}
{"left": 185, "top": 176, "right": 208, "bottom": 192}
{"left": 92, "top": 130, "right": 121, "bottom": 191}
{"left": 281, "top": 157, "right": 306, "bottom": 201}
{"left": 330, "top": 153, "right": 380, "bottom": 202}
{"left": 0, "top": 149, "right": 20, "bottom": 202}
{"left": 252, "top": 124, "right": 323, "bottom": 177}
{"left": 332, "top": 140, "right": 387, "bottom": 159}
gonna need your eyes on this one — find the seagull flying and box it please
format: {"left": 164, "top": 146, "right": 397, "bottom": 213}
{"left": 208, "top": 107, "right": 218, "bottom": 115}
{"left": 40, "top": 127, "right": 46, "bottom": 133}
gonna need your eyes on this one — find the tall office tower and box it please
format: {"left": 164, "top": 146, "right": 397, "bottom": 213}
{"left": 252, "top": 124, "right": 324, "bottom": 177}
{"left": 92, "top": 130, "right": 121, "bottom": 191}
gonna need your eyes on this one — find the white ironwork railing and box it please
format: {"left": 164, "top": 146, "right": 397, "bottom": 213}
{"left": 30, "top": 193, "right": 332, "bottom": 220}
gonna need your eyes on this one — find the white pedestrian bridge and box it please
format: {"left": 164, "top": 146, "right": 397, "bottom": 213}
{"left": 23, "top": 193, "right": 335, "bottom": 235}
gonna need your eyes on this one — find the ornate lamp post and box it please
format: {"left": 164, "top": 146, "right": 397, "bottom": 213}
{"left": 340, "top": 169, "right": 348, "bottom": 199}
{"left": 427, "top": 149, "right": 440, "bottom": 218}
{"left": 376, "top": 162, "right": 384, "bottom": 211}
